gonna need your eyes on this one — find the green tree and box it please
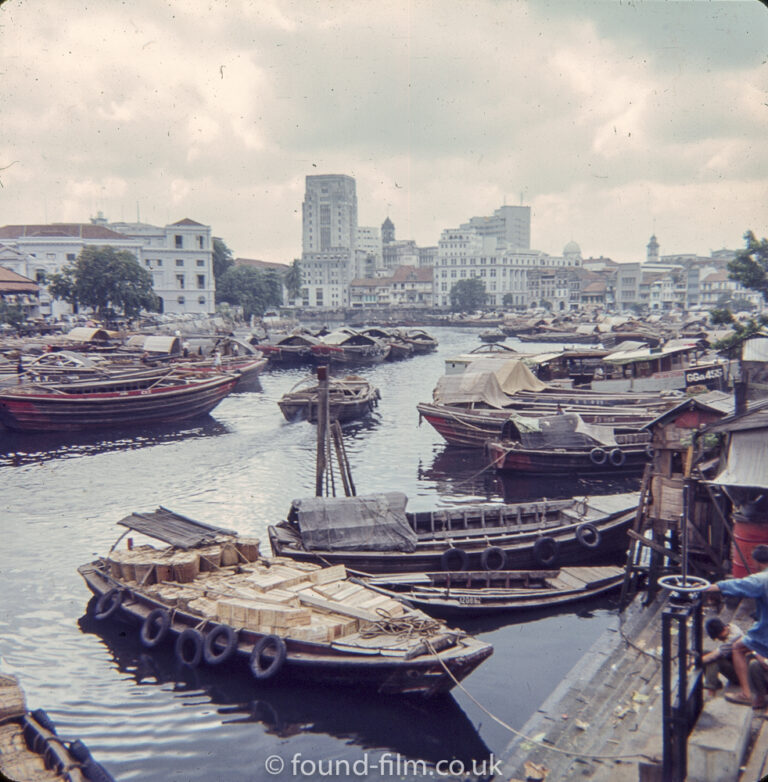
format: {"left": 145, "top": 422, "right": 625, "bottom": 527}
{"left": 216, "top": 266, "right": 283, "bottom": 319}
{"left": 0, "top": 301, "right": 24, "bottom": 327}
{"left": 450, "top": 278, "right": 487, "bottom": 312}
{"left": 212, "top": 237, "right": 235, "bottom": 281}
{"left": 728, "top": 230, "right": 768, "bottom": 302}
{"left": 710, "top": 307, "right": 735, "bottom": 326}
{"left": 284, "top": 259, "right": 303, "bottom": 300}
{"left": 47, "top": 246, "right": 159, "bottom": 321}
{"left": 502, "top": 292, "right": 515, "bottom": 308}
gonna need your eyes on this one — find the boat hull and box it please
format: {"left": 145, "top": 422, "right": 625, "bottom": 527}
{"left": 487, "top": 442, "right": 649, "bottom": 476}
{"left": 78, "top": 564, "right": 492, "bottom": 697}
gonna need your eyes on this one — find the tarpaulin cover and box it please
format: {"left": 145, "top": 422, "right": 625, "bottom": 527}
{"left": 464, "top": 358, "right": 547, "bottom": 394}
{"left": 711, "top": 430, "right": 768, "bottom": 490}
{"left": 433, "top": 371, "right": 514, "bottom": 409}
{"left": 514, "top": 413, "right": 618, "bottom": 448}
{"left": 289, "top": 492, "right": 417, "bottom": 552}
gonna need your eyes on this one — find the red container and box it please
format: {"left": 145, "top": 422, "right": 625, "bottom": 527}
{"left": 732, "top": 520, "right": 768, "bottom": 578}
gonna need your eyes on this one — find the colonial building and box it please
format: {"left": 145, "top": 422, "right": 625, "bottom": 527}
{"left": 349, "top": 265, "right": 434, "bottom": 309}
{"left": 0, "top": 265, "right": 39, "bottom": 319}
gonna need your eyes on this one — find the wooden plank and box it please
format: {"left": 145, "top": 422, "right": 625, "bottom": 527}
{"left": 739, "top": 719, "right": 768, "bottom": 781}
{"left": 297, "top": 592, "right": 381, "bottom": 622}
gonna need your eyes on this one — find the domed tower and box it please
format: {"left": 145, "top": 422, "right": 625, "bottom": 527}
{"left": 381, "top": 217, "right": 395, "bottom": 245}
{"left": 646, "top": 234, "right": 660, "bottom": 264}
{"left": 563, "top": 240, "right": 582, "bottom": 265}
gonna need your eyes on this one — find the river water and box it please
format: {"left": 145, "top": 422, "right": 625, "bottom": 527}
{"left": 0, "top": 327, "right": 635, "bottom": 781}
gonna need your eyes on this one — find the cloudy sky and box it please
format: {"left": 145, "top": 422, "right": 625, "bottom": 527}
{"left": 1, "top": 0, "right": 766, "bottom": 263}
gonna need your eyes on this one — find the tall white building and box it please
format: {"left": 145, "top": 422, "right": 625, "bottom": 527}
{"left": 355, "top": 226, "right": 382, "bottom": 279}
{"left": 300, "top": 174, "right": 358, "bottom": 308}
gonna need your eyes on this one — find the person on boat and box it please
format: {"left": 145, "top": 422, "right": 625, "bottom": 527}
{"left": 182, "top": 341, "right": 190, "bottom": 358}
{"left": 705, "top": 545, "right": 768, "bottom": 707}
{"left": 702, "top": 617, "right": 743, "bottom": 695}
{"left": 213, "top": 350, "right": 223, "bottom": 370}
{"left": 15, "top": 354, "right": 23, "bottom": 383}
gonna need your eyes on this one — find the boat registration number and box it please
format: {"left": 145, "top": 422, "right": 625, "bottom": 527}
{"left": 457, "top": 596, "right": 481, "bottom": 605}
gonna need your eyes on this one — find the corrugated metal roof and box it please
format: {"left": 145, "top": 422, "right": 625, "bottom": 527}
{"left": 710, "top": 430, "right": 768, "bottom": 490}
{"left": 743, "top": 336, "right": 768, "bottom": 363}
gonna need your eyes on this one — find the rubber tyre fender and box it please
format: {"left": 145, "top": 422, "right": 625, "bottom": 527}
{"left": 440, "top": 547, "right": 469, "bottom": 572}
{"left": 94, "top": 588, "right": 124, "bottom": 621}
{"left": 204, "top": 624, "right": 238, "bottom": 666}
{"left": 609, "top": 448, "right": 626, "bottom": 467}
{"left": 589, "top": 447, "right": 607, "bottom": 466}
{"left": 175, "top": 628, "right": 204, "bottom": 668}
{"left": 533, "top": 536, "right": 559, "bottom": 568}
{"left": 575, "top": 523, "right": 602, "bottom": 550}
{"left": 30, "top": 709, "right": 57, "bottom": 735}
{"left": 81, "top": 757, "right": 117, "bottom": 782}
{"left": 646, "top": 444, "right": 655, "bottom": 458}
{"left": 480, "top": 546, "right": 507, "bottom": 571}
{"left": 140, "top": 608, "right": 171, "bottom": 649}
{"left": 68, "top": 739, "right": 92, "bottom": 763}
{"left": 249, "top": 635, "right": 287, "bottom": 681}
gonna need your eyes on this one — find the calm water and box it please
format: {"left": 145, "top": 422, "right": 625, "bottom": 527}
{"left": 0, "top": 328, "right": 630, "bottom": 781}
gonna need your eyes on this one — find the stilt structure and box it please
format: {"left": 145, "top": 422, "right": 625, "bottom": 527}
{"left": 315, "top": 365, "right": 356, "bottom": 498}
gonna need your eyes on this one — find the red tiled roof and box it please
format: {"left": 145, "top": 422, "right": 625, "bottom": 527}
{"left": 390, "top": 265, "right": 433, "bottom": 283}
{"left": 350, "top": 277, "right": 389, "bottom": 287}
{"left": 171, "top": 218, "right": 205, "bottom": 227}
{"left": 0, "top": 224, "right": 130, "bottom": 240}
{"left": 0, "top": 265, "right": 39, "bottom": 293}
{"left": 703, "top": 270, "right": 730, "bottom": 282}
{"left": 582, "top": 281, "right": 606, "bottom": 293}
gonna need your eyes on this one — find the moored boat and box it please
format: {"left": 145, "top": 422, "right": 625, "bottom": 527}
{"left": 278, "top": 375, "right": 380, "bottom": 423}
{"left": 310, "top": 330, "right": 390, "bottom": 364}
{"left": 361, "top": 565, "right": 625, "bottom": 617}
{"left": 268, "top": 491, "right": 638, "bottom": 574}
{"left": 78, "top": 509, "right": 493, "bottom": 697}
{"left": 486, "top": 413, "right": 651, "bottom": 476}
{"left": 400, "top": 329, "right": 438, "bottom": 354}
{"left": 0, "top": 368, "right": 238, "bottom": 432}
{"left": 478, "top": 328, "right": 507, "bottom": 343}
{"left": 258, "top": 333, "right": 321, "bottom": 366}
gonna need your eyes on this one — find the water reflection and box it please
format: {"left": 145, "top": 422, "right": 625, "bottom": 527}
{"left": 0, "top": 417, "right": 231, "bottom": 467}
{"left": 78, "top": 606, "right": 491, "bottom": 768}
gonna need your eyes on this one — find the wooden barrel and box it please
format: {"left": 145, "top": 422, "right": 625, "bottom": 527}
{"left": 198, "top": 545, "right": 222, "bottom": 571}
{"left": 220, "top": 541, "right": 239, "bottom": 566}
{"left": 153, "top": 560, "right": 173, "bottom": 583}
{"left": 732, "top": 519, "right": 768, "bottom": 578}
{"left": 236, "top": 537, "right": 261, "bottom": 562}
{"left": 0, "top": 675, "right": 25, "bottom": 723}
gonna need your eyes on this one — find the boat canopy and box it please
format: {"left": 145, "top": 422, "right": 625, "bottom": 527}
{"left": 143, "top": 335, "right": 181, "bottom": 354}
{"left": 67, "top": 327, "right": 111, "bottom": 342}
{"left": 288, "top": 492, "right": 417, "bottom": 552}
{"left": 464, "top": 358, "right": 547, "bottom": 394}
{"left": 507, "top": 412, "right": 618, "bottom": 448}
{"left": 321, "top": 331, "right": 377, "bottom": 346}
{"left": 434, "top": 371, "right": 513, "bottom": 409}
{"left": 710, "top": 430, "right": 768, "bottom": 490}
{"left": 603, "top": 341, "right": 698, "bottom": 366}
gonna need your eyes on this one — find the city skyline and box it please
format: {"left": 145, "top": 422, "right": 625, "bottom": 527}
{"left": 1, "top": 0, "right": 766, "bottom": 264}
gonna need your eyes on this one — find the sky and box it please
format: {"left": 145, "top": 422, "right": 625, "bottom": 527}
{"left": 1, "top": 0, "right": 766, "bottom": 264}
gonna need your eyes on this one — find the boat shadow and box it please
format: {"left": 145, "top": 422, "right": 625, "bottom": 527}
{"left": 0, "top": 416, "right": 231, "bottom": 467}
{"left": 77, "top": 605, "right": 491, "bottom": 767}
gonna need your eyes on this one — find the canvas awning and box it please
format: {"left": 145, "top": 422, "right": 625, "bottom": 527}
{"left": 710, "top": 430, "right": 768, "bottom": 490}
{"left": 464, "top": 358, "right": 547, "bottom": 394}
{"left": 433, "top": 371, "right": 514, "bottom": 409}
{"left": 289, "top": 492, "right": 417, "bottom": 552}
{"left": 513, "top": 413, "right": 618, "bottom": 448}
{"left": 67, "top": 327, "right": 110, "bottom": 342}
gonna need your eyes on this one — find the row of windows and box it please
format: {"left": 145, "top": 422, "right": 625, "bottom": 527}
{"left": 173, "top": 295, "right": 207, "bottom": 305}
{"left": 146, "top": 259, "right": 206, "bottom": 268}
{"left": 174, "top": 234, "right": 207, "bottom": 250}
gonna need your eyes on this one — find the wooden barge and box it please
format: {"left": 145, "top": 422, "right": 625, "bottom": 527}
{"left": 268, "top": 492, "right": 639, "bottom": 574}
{"left": 78, "top": 509, "right": 492, "bottom": 698}
{"left": 310, "top": 331, "right": 390, "bottom": 365}
{"left": 0, "top": 369, "right": 237, "bottom": 432}
{"left": 362, "top": 565, "right": 625, "bottom": 618}
{"left": 278, "top": 375, "right": 380, "bottom": 423}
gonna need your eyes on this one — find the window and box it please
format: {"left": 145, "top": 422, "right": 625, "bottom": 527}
{"left": 35, "top": 269, "right": 46, "bottom": 283}
{"left": 197, "top": 274, "right": 205, "bottom": 290}
{"left": 176, "top": 259, "right": 184, "bottom": 267}
{"left": 196, "top": 259, "right": 205, "bottom": 267}
{"left": 198, "top": 295, "right": 206, "bottom": 305}
{"left": 66, "top": 253, "right": 76, "bottom": 261}
{"left": 145, "top": 260, "right": 151, "bottom": 267}
{"left": 47, "top": 253, "right": 56, "bottom": 260}
{"left": 175, "top": 235, "right": 183, "bottom": 248}
{"left": 177, "top": 295, "right": 185, "bottom": 304}
{"left": 197, "top": 236, "right": 204, "bottom": 249}
{"left": 176, "top": 274, "right": 185, "bottom": 289}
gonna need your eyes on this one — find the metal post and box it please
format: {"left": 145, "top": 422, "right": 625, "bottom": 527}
{"left": 315, "top": 365, "right": 329, "bottom": 496}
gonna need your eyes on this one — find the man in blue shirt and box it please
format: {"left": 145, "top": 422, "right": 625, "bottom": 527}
{"left": 704, "top": 544, "right": 768, "bottom": 708}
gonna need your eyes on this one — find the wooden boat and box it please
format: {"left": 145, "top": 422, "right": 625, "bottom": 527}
{"left": 0, "top": 368, "right": 238, "bottom": 432}
{"left": 278, "top": 375, "right": 380, "bottom": 423}
{"left": 258, "top": 333, "right": 321, "bottom": 365}
{"left": 517, "top": 331, "right": 600, "bottom": 345}
{"left": 78, "top": 509, "right": 493, "bottom": 697}
{"left": 361, "top": 565, "right": 625, "bottom": 617}
{"left": 268, "top": 491, "right": 638, "bottom": 574}
{"left": 0, "top": 674, "right": 115, "bottom": 782}
{"left": 359, "top": 328, "right": 414, "bottom": 361}
{"left": 486, "top": 413, "right": 651, "bottom": 476}
{"left": 400, "top": 329, "right": 438, "bottom": 354}
{"left": 478, "top": 328, "right": 507, "bottom": 343}
{"left": 311, "top": 331, "right": 390, "bottom": 365}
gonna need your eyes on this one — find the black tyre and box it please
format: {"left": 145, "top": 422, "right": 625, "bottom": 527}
{"left": 441, "top": 547, "right": 469, "bottom": 572}
{"left": 609, "top": 448, "right": 626, "bottom": 467}
{"left": 575, "top": 523, "right": 601, "bottom": 550}
{"left": 589, "top": 447, "right": 607, "bottom": 466}
{"left": 480, "top": 546, "right": 507, "bottom": 571}
{"left": 533, "top": 536, "right": 559, "bottom": 568}
{"left": 175, "top": 628, "right": 204, "bottom": 668}
{"left": 204, "top": 625, "right": 238, "bottom": 666}
{"left": 94, "top": 588, "right": 123, "bottom": 621}
{"left": 249, "top": 635, "right": 287, "bottom": 681}
{"left": 30, "top": 709, "right": 57, "bottom": 735}
{"left": 140, "top": 609, "right": 171, "bottom": 649}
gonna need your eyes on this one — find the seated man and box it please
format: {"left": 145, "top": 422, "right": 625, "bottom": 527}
{"left": 747, "top": 654, "right": 768, "bottom": 710}
{"left": 702, "top": 617, "right": 742, "bottom": 694}
{"left": 705, "top": 544, "right": 768, "bottom": 708}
